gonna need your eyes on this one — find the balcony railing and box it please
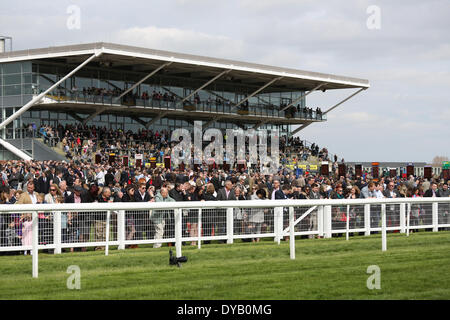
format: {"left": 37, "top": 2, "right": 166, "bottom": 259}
{"left": 39, "top": 91, "right": 327, "bottom": 122}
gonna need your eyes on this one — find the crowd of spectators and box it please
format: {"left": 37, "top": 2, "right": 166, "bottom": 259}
{"left": 0, "top": 155, "right": 448, "bottom": 255}
{"left": 25, "top": 123, "right": 334, "bottom": 166}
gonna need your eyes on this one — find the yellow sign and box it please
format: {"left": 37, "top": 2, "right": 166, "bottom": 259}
{"left": 156, "top": 163, "right": 164, "bottom": 167}
{"left": 299, "top": 165, "right": 307, "bottom": 170}
{"left": 145, "top": 163, "right": 151, "bottom": 168}
{"left": 310, "top": 165, "right": 318, "bottom": 170}
{"left": 285, "top": 165, "right": 294, "bottom": 170}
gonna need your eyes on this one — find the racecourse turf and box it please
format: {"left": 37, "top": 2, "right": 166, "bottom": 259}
{"left": 0, "top": 231, "right": 449, "bottom": 299}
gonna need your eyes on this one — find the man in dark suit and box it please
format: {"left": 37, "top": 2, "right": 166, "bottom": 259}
{"left": 423, "top": 182, "right": 440, "bottom": 230}
{"left": 36, "top": 170, "right": 51, "bottom": 195}
{"left": 133, "top": 183, "right": 153, "bottom": 242}
{"left": 65, "top": 186, "right": 92, "bottom": 250}
{"left": 217, "top": 180, "right": 236, "bottom": 201}
{"left": 216, "top": 180, "right": 236, "bottom": 242}
{"left": 383, "top": 181, "right": 401, "bottom": 229}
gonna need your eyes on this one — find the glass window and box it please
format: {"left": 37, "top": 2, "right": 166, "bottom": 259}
{"left": 4, "top": 74, "right": 22, "bottom": 85}
{"left": 2, "top": 62, "right": 21, "bottom": 74}
{"left": 22, "top": 62, "right": 32, "bottom": 73}
{"left": 50, "top": 112, "right": 58, "bottom": 119}
{"left": 22, "top": 73, "right": 32, "bottom": 84}
{"left": 22, "top": 84, "right": 33, "bottom": 95}
{"left": 4, "top": 85, "right": 21, "bottom": 95}
{"left": 32, "top": 111, "right": 40, "bottom": 118}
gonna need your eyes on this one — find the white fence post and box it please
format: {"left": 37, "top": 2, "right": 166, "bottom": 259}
{"left": 117, "top": 210, "right": 125, "bottom": 250}
{"left": 105, "top": 210, "right": 110, "bottom": 256}
{"left": 53, "top": 211, "right": 61, "bottom": 254}
{"left": 346, "top": 205, "right": 350, "bottom": 241}
{"left": 32, "top": 211, "right": 38, "bottom": 278}
{"left": 432, "top": 202, "right": 439, "bottom": 232}
{"left": 381, "top": 204, "right": 387, "bottom": 252}
{"left": 289, "top": 207, "right": 295, "bottom": 260}
{"left": 400, "top": 203, "right": 406, "bottom": 234}
{"left": 227, "top": 207, "right": 234, "bottom": 244}
{"left": 324, "top": 205, "right": 332, "bottom": 238}
{"left": 175, "top": 208, "right": 182, "bottom": 258}
{"left": 364, "top": 204, "right": 371, "bottom": 236}
{"left": 317, "top": 205, "right": 324, "bottom": 238}
{"left": 274, "top": 207, "right": 283, "bottom": 244}
{"left": 406, "top": 203, "right": 411, "bottom": 237}
{"left": 198, "top": 208, "right": 202, "bottom": 249}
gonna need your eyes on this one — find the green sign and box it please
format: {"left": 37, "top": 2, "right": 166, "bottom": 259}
{"left": 443, "top": 161, "right": 450, "bottom": 169}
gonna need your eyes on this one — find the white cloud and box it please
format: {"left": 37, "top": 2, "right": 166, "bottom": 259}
{"left": 113, "top": 26, "right": 245, "bottom": 59}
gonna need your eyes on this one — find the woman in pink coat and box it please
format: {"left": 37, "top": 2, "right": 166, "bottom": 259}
{"left": 22, "top": 214, "right": 33, "bottom": 255}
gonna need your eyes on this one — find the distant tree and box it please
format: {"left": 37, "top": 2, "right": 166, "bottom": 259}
{"left": 432, "top": 156, "right": 449, "bottom": 167}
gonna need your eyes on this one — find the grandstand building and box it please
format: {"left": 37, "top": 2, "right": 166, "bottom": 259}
{"left": 0, "top": 42, "right": 369, "bottom": 160}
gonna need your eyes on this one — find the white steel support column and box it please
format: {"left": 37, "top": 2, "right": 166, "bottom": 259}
{"left": 291, "top": 87, "right": 366, "bottom": 136}
{"left": 234, "top": 77, "right": 283, "bottom": 110}
{"left": 146, "top": 112, "right": 168, "bottom": 129}
{"left": 181, "top": 69, "right": 231, "bottom": 103}
{"left": 281, "top": 82, "right": 327, "bottom": 112}
{"left": 115, "top": 62, "right": 172, "bottom": 102}
{"left": 82, "top": 106, "right": 107, "bottom": 126}
{"left": 0, "top": 51, "right": 102, "bottom": 131}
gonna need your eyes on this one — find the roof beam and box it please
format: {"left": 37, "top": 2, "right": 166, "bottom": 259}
{"left": 114, "top": 61, "right": 173, "bottom": 101}
{"left": 0, "top": 50, "right": 102, "bottom": 131}
{"left": 281, "top": 82, "right": 327, "bottom": 112}
{"left": 181, "top": 69, "right": 232, "bottom": 103}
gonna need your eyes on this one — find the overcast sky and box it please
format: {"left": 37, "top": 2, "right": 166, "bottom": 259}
{"left": 2, "top": 0, "right": 449, "bottom": 163}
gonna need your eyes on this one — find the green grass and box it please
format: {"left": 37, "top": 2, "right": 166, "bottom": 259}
{"left": 1, "top": 231, "right": 450, "bottom": 299}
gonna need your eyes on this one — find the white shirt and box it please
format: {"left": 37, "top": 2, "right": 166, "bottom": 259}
{"left": 28, "top": 192, "right": 37, "bottom": 204}
{"left": 96, "top": 171, "right": 105, "bottom": 185}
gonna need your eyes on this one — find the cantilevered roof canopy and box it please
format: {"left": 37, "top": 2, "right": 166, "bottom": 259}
{"left": 0, "top": 42, "right": 370, "bottom": 92}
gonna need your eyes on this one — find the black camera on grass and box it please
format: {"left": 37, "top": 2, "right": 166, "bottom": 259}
{"left": 169, "top": 249, "right": 188, "bottom": 268}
